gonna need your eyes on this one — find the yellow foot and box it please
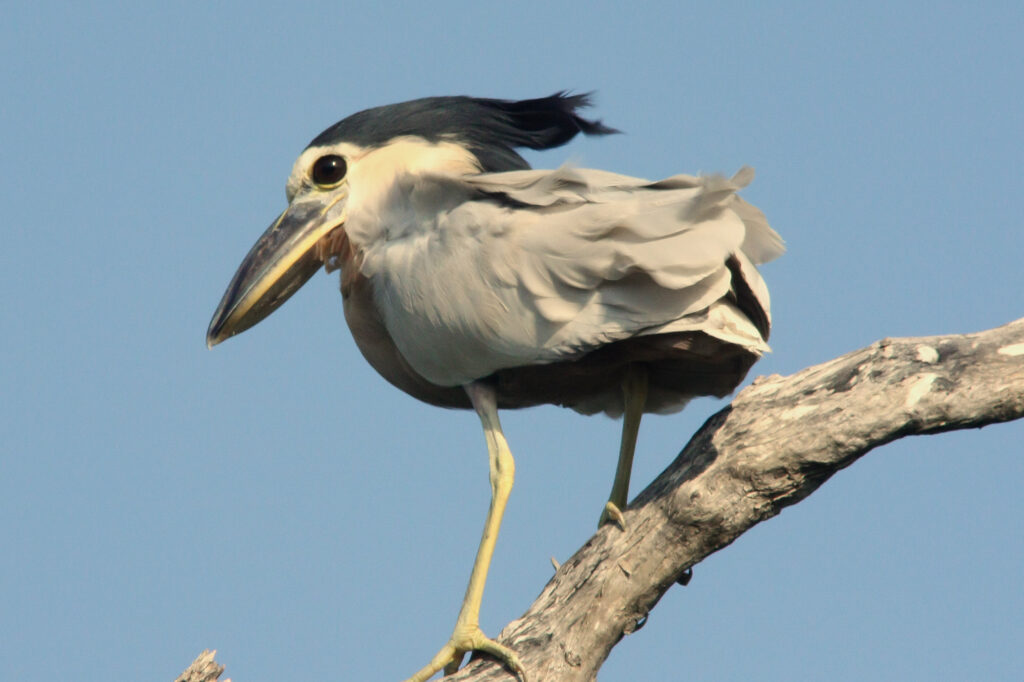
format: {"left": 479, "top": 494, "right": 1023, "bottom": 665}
{"left": 598, "top": 501, "right": 627, "bottom": 530}
{"left": 404, "top": 623, "right": 525, "bottom": 682}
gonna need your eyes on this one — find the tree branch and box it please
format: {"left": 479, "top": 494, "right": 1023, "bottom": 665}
{"left": 449, "top": 317, "right": 1024, "bottom": 681}
{"left": 175, "top": 651, "right": 226, "bottom": 682}
{"left": 182, "top": 317, "right": 1024, "bottom": 681}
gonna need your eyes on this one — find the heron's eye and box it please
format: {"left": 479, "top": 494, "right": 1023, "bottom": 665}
{"left": 311, "top": 154, "right": 347, "bottom": 187}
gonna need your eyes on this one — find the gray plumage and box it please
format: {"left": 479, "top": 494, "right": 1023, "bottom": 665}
{"left": 343, "top": 163, "right": 782, "bottom": 416}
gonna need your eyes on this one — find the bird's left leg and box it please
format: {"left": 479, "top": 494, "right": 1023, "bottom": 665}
{"left": 404, "top": 381, "right": 525, "bottom": 682}
{"left": 599, "top": 366, "right": 648, "bottom": 529}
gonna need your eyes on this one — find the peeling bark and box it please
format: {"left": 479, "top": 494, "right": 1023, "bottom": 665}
{"left": 183, "top": 318, "right": 1024, "bottom": 681}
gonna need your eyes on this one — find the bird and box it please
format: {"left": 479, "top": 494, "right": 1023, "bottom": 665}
{"left": 207, "top": 92, "right": 783, "bottom": 682}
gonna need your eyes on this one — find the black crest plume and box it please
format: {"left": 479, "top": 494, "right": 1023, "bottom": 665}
{"left": 308, "top": 92, "right": 619, "bottom": 171}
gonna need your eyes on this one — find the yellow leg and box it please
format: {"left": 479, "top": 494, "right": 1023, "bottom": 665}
{"left": 404, "top": 382, "right": 525, "bottom": 682}
{"left": 599, "top": 366, "right": 648, "bottom": 530}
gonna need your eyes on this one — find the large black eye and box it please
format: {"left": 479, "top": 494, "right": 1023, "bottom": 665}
{"left": 311, "top": 154, "right": 347, "bottom": 187}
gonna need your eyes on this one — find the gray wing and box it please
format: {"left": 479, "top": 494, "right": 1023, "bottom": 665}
{"left": 351, "top": 165, "right": 783, "bottom": 388}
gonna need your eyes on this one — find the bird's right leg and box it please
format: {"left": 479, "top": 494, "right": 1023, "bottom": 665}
{"left": 598, "top": 366, "right": 648, "bottom": 530}
{"left": 404, "top": 381, "right": 525, "bottom": 682}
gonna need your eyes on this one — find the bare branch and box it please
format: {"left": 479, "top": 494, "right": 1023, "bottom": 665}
{"left": 448, "top": 317, "right": 1024, "bottom": 681}
{"left": 175, "top": 650, "right": 226, "bottom": 682}
{"left": 183, "top": 317, "right": 1024, "bottom": 681}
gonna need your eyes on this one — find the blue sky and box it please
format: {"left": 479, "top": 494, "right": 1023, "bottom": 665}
{"left": 3, "top": 2, "right": 1022, "bottom": 680}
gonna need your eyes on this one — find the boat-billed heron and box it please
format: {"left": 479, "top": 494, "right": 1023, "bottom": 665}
{"left": 208, "top": 92, "right": 783, "bottom": 681}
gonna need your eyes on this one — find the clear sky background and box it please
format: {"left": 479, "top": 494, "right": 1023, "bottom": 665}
{"left": 3, "top": 2, "right": 1022, "bottom": 681}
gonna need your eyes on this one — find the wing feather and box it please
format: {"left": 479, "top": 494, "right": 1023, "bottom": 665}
{"left": 350, "top": 166, "right": 782, "bottom": 386}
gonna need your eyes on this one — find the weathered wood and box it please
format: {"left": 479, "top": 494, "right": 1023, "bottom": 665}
{"left": 175, "top": 650, "right": 226, "bottom": 682}
{"left": 448, "top": 317, "right": 1024, "bottom": 681}
{"left": 184, "top": 317, "right": 1024, "bottom": 681}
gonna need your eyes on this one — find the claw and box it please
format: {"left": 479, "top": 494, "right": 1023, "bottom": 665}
{"left": 599, "top": 500, "right": 627, "bottom": 530}
{"left": 441, "top": 648, "right": 464, "bottom": 676}
{"left": 404, "top": 625, "right": 525, "bottom": 682}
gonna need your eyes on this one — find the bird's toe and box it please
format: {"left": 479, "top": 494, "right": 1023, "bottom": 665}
{"left": 404, "top": 624, "right": 525, "bottom": 682}
{"left": 599, "top": 501, "right": 627, "bottom": 530}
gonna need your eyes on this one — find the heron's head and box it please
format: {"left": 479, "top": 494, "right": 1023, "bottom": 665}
{"left": 206, "top": 92, "right": 616, "bottom": 348}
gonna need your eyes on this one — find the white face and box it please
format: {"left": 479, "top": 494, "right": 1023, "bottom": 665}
{"left": 285, "top": 136, "right": 482, "bottom": 208}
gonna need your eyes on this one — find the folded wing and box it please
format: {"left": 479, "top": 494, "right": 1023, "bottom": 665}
{"left": 353, "top": 165, "right": 783, "bottom": 411}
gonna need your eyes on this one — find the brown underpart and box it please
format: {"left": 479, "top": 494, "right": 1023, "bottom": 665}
{"left": 491, "top": 331, "right": 758, "bottom": 412}
{"left": 340, "top": 266, "right": 760, "bottom": 415}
